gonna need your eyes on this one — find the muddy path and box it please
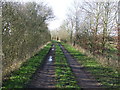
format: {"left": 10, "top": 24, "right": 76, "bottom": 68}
{"left": 26, "top": 42, "right": 105, "bottom": 89}
{"left": 58, "top": 43, "right": 104, "bottom": 89}
{"left": 26, "top": 44, "right": 56, "bottom": 88}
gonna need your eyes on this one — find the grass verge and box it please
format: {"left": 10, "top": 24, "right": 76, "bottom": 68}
{"left": 55, "top": 43, "right": 80, "bottom": 88}
{"left": 62, "top": 42, "right": 119, "bottom": 88}
{"left": 2, "top": 43, "right": 52, "bottom": 89}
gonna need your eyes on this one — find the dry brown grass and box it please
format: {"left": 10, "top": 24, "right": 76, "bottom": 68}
{"left": 72, "top": 44, "right": 119, "bottom": 70}
{"left": 2, "top": 42, "right": 50, "bottom": 79}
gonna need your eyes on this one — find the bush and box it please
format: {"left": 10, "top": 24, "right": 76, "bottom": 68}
{"left": 2, "top": 1, "right": 53, "bottom": 77}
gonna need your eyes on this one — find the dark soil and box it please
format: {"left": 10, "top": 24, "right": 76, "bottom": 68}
{"left": 26, "top": 43, "right": 106, "bottom": 89}
{"left": 26, "top": 44, "right": 56, "bottom": 88}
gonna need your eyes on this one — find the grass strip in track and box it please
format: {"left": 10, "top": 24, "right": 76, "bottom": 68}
{"left": 55, "top": 44, "right": 80, "bottom": 88}
{"left": 2, "top": 43, "right": 52, "bottom": 89}
{"left": 62, "top": 42, "right": 119, "bottom": 88}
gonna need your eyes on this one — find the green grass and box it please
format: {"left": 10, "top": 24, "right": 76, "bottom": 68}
{"left": 55, "top": 44, "right": 80, "bottom": 88}
{"left": 2, "top": 43, "right": 52, "bottom": 89}
{"left": 62, "top": 42, "right": 119, "bottom": 88}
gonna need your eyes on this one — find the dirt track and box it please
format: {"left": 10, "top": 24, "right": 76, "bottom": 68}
{"left": 59, "top": 43, "right": 104, "bottom": 89}
{"left": 26, "top": 43, "right": 105, "bottom": 89}
{"left": 26, "top": 44, "right": 56, "bottom": 88}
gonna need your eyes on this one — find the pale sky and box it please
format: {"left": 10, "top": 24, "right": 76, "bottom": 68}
{"left": 43, "top": 0, "right": 73, "bottom": 30}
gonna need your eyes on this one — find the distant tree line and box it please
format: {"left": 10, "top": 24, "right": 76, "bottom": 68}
{"left": 2, "top": 1, "right": 53, "bottom": 77}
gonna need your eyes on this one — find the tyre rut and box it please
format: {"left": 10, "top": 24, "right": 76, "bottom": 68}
{"left": 26, "top": 44, "right": 56, "bottom": 88}
{"left": 59, "top": 43, "right": 104, "bottom": 89}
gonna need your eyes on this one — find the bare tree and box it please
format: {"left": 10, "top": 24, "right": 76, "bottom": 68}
{"left": 100, "top": 2, "right": 117, "bottom": 55}
{"left": 0, "top": 1, "right": 2, "bottom": 87}
{"left": 66, "top": 15, "right": 74, "bottom": 45}
{"left": 118, "top": 1, "right": 120, "bottom": 71}
{"left": 80, "top": 2, "right": 103, "bottom": 54}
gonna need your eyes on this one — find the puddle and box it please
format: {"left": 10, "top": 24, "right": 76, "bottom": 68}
{"left": 52, "top": 48, "right": 54, "bottom": 51}
{"left": 48, "top": 56, "right": 53, "bottom": 62}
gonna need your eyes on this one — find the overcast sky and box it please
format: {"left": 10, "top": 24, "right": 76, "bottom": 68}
{"left": 44, "top": 0, "right": 73, "bottom": 31}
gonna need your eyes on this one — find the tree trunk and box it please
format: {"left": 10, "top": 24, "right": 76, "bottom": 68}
{"left": 118, "top": 1, "right": 120, "bottom": 74}
{"left": 70, "top": 31, "right": 73, "bottom": 45}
